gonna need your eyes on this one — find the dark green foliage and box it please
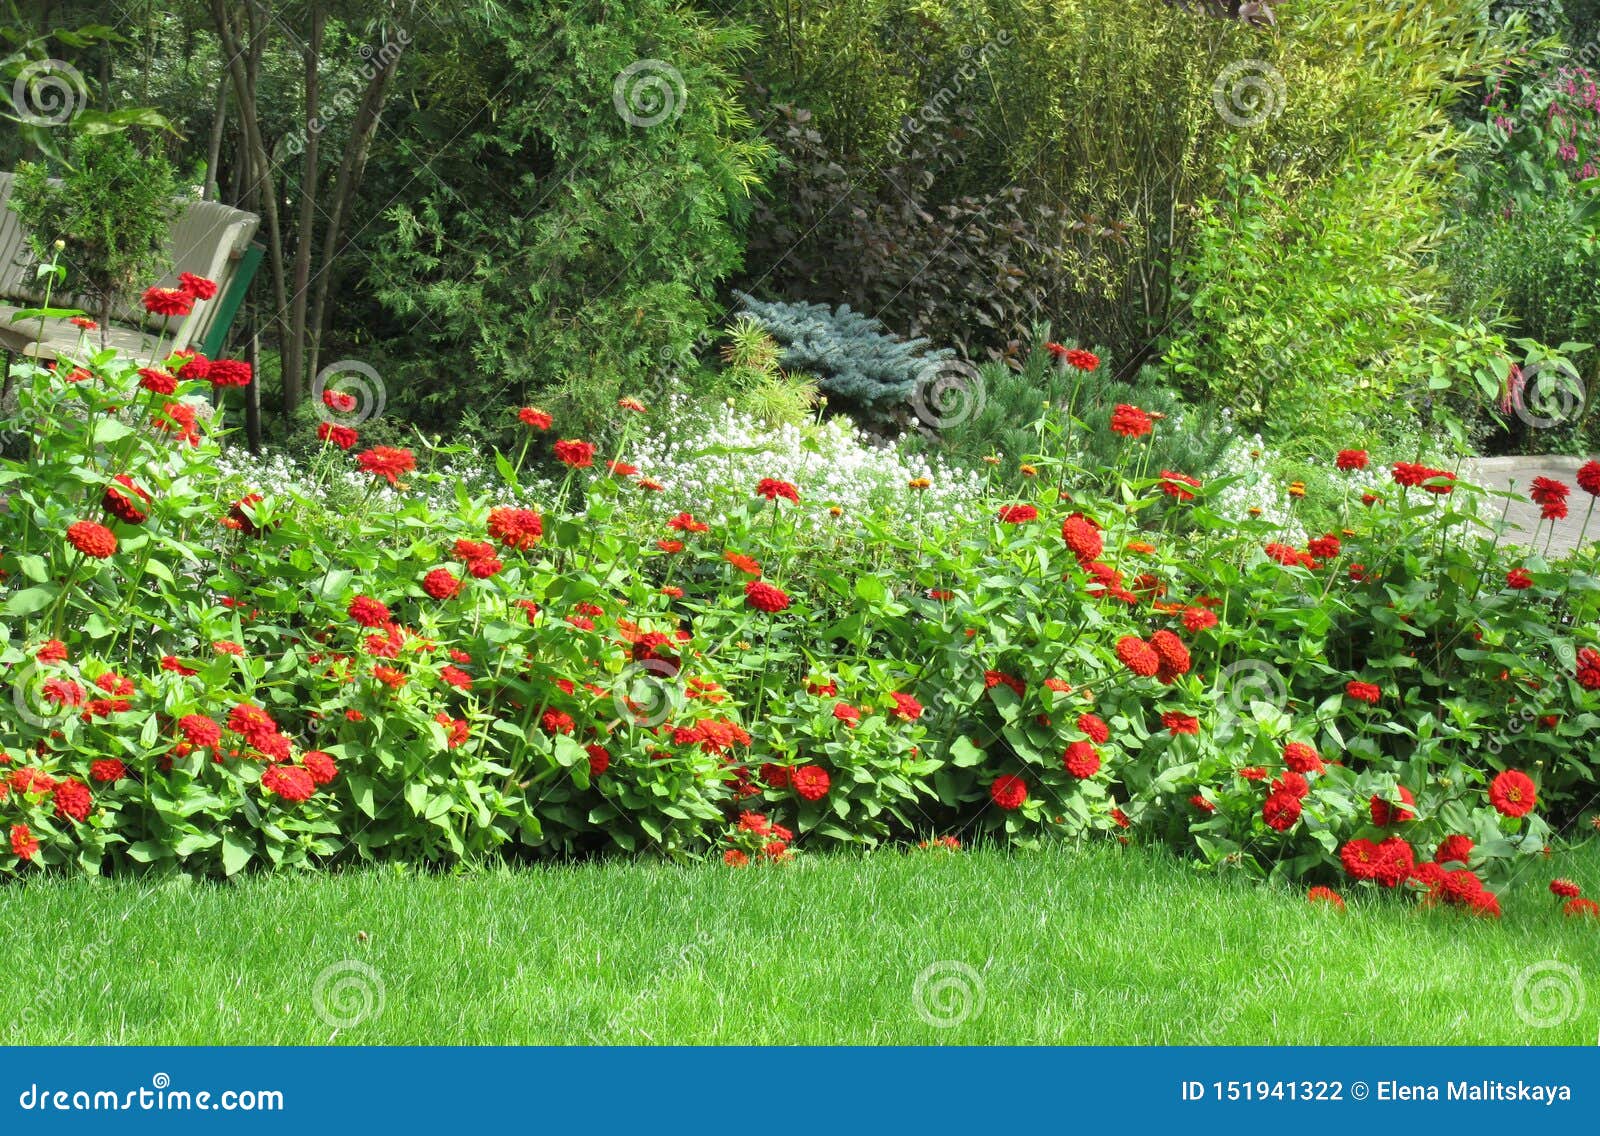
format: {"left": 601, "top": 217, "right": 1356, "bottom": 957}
{"left": 734, "top": 290, "right": 951, "bottom": 422}
{"left": 362, "top": 0, "right": 773, "bottom": 430}
{"left": 8, "top": 132, "right": 177, "bottom": 327}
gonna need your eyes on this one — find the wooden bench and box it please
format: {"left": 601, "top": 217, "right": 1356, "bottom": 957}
{"left": 0, "top": 171, "right": 262, "bottom": 363}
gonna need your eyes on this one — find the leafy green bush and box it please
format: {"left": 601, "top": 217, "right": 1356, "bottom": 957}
{"left": 8, "top": 133, "right": 177, "bottom": 329}
{"left": 362, "top": 0, "right": 773, "bottom": 429}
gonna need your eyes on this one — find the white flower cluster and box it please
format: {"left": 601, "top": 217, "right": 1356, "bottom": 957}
{"left": 620, "top": 398, "right": 987, "bottom": 530}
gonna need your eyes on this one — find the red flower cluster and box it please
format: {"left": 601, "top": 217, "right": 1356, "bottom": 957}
{"left": 755, "top": 478, "right": 800, "bottom": 503}
{"left": 356, "top": 446, "right": 416, "bottom": 485}
{"left": 744, "top": 580, "right": 791, "bottom": 613}
{"left": 553, "top": 439, "right": 596, "bottom": 468}
{"left": 1335, "top": 449, "right": 1368, "bottom": 471}
{"left": 103, "top": 475, "right": 151, "bottom": 525}
{"left": 487, "top": 506, "right": 543, "bottom": 551}
{"left": 989, "top": 774, "right": 1027, "bottom": 810}
{"left": 1109, "top": 404, "right": 1152, "bottom": 438}
{"left": 66, "top": 520, "right": 117, "bottom": 559}
{"left": 1158, "top": 470, "right": 1200, "bottom": 502}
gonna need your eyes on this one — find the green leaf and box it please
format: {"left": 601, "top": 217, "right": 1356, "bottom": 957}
{"left": 221, "top": 831, "right": 254, "bottom": 876}
{"left": 4, "top": 587, "right": 54, "bottom": 616}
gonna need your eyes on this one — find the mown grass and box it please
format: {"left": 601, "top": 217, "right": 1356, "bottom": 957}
{"left": 6, "top": 842, "right": 1597, "bottom": 1045}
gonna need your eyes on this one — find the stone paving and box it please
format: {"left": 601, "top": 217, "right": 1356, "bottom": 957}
{"left": 1462, "top": 455, "right": 1597, "bottom": 558}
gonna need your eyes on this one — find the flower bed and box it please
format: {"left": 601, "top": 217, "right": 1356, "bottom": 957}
{"left": 1, "top": 342, "right": 1597, "bottom": 916}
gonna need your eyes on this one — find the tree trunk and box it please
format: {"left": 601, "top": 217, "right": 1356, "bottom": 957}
{"left": 208, "top": 0, "right": 295, "bottom": 410}
{"left": 285, "top": 1, "right": 326, "bottom": 412}
{"left": 204, "top": 66, "right": 228, "bottom": 201}
{"left": 307, "top": 19, "right": 406, "bottom": 386}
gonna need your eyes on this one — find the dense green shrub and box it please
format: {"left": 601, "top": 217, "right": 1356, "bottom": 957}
{"left": 362, "top": 0, "right": 773, "bottom": 429}
{"left": 8, "top": 133, "right": 177, "bottom": 330}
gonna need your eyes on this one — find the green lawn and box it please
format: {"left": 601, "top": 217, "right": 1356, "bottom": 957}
{"left": 6, "top": 843, "right": 1597, "bottom": 1045}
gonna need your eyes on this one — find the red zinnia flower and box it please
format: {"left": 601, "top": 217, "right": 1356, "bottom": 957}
{"left": 1506, "top": 567, "right": 1534, "bottom": 589}
{"left": 302, "top": 750, "right": 338, "bottom": 785}
{"left": 317, "top": 421, "right": 359, "bottom": 449}
{"left": 793, "top": 765, "right": 831, "bottom": 800}
{"left": 1576, "top": 647, "right": 1600, "bottom": 690}
{"left": 347, "top": 595, "right": 391, "bottom": 628}
{"left": 1529, "top": 476, "right": 1570, "bottom": 507}
{"left": 487, "top": 506, "right": 543, "bottom": 551}
{"left": 1283, "top": 741, "right": 1323, "bottom": 773}
{"left": 53, "top": 778, "right": 92, "bottom": 822}
{"left": 1345, "top": 680, "right": 1381, "bottom": 705}
{"left": 178, "top": 271, "right": 219, "bottom": 300}
{"left": 1262, "top": 792, "right": 1301, "bottom": 831}
{"left": 1063, "top": 348, "right": 1099, "bottom": 372}
{"left": 178, "top": 714, "right": 221, "bottom": 748}
{"left": 1239, "top": 766, "right": 1267, "bottom": 781}
{"left": 1077, "top": 713, "right": 1110, "bottom": 744}
{"left": 142, "top": 286, "right": 193, "bottom": 317}
{"left": 1149, "top": 629, "right": 1190, "bottom": 683}
{"left": 1335, "top": 449, "right": 1368, "bottom": 471}
{"left": 1577, "top": 460, "right": 1600, "bottom": 496}
{"left": 262, "top": 765, "right": 315, "bottom": 802}
{"left": 1550, "top": 878, "right": 1582, "bottom": 899}
{"left": 745, "top": 580, "right": 791, "bottom": 613}
{"left": 1307, "top": 886, "right": 1345, "bottom": 909}
{"left": 1109, "top": 404, "right": 1152, "bottom": 438}
{"left": 1159, "top": 470, "right": 1200, "bottom": 501}
{"left": 667, "top": 512, "right": 709, "bottom": 533}
{"left": 206, "top": 359, "right": 252, "bottom": 388}
{"left": 1270, "top": 772, "right": 1309, "bottom": 799}
{"left": 756, "top": 478, "right": 800, "bottom": 503}
{"left": 1370, "top": 784, "right": 1415, "bottom": 826}
{"left": 1190, "top": 794, "right": 1215, "bottom": 812}
{"left": 90, "top": 759, "right": 125, "bottom": 783}
{"left": 36, "top": 640, "right": 68, "bottom": 664}
{"left": 1115, "top": 635, "right": 1161, "bottom": 678}
{"left": 724, "top": 551, "right": 761, "bottom": 576}
{"left": 137, "top": 367, "right": 177, "bottom": 394}
{"left": 356, "top": 446, "right": 416, "bottom": 485}
{"left": 553, "top": 439, "right": 596, "bottom": 468}
{"left": 889, "top": 692, "right": 923, "bottom": 721}
{"left": 997, "top": 503, "right": 1038, "bottom": 524}
{"left": 1063, "top": 741, "right": 1101, "bottom": 778}
{"left": 989, "top": 774, "right": 1027, "bottom": 811}
{"left": 1181, "top": 606, "right": 1218, "bottom": 633}
{"left": 1061, "top": 515, "right": 1104, "bottom": 563}
{"left": 423, "top": 568, "right": 463, "bottom": 600}
{"left": 9, "top": 824, "right": 38, "bottom": 860}
{"left": 1541, "top": 498, "right": 1568, "bottom": 520}
{"left": 1162, "top": 712, "right": 1199, "bottom": 735}
{"left": 66, "top": 520, "right": 117, "bottom": 559}
{"left": 1340, "top": 838, "right": 1381, "bottom": 880}
{"left": 1308, "top": 534, "right": 1341, "bottom": 560}
{"left": 1488, "top": 769, "right": 1537, "bottom": 818}
{"left": 1434, "top": 834, "right": 1473, "bottom": 865}
{"left": 102, "top": 474, "right": 151, "bottom": 525}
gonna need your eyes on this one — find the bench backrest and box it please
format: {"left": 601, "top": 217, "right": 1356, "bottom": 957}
{"left": 0, "top": 171, "right": 259, "bottom": 352}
